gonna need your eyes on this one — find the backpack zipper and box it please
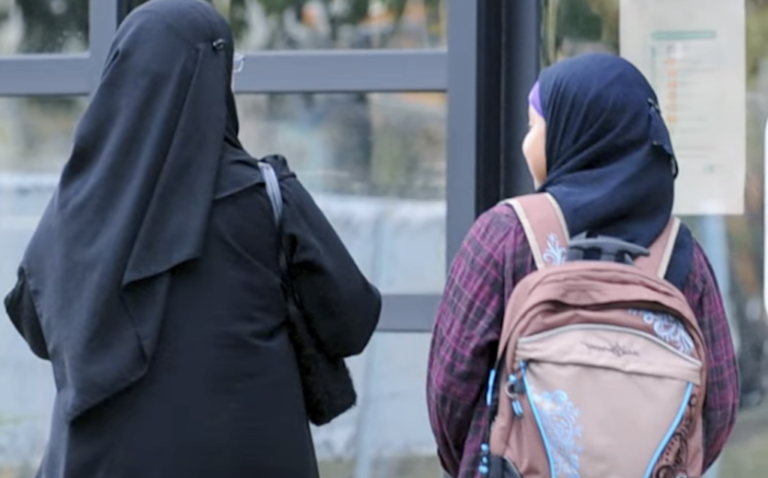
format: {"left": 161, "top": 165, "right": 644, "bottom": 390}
{"left": 520, "top": 360, "right": 557, "bottom": 477}
{"left": 642, "top": 382, "right": 694, "bottom": 478}
{"left": 479, "top": 368, "right": 525, "bottom": 476}
{"left": 517, "top": 323, "right": 702, "bottom": 367}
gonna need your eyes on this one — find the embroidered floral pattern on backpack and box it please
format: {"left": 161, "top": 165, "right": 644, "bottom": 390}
{"left": 542, "top": 233, "right": 568, "bottom": 266}
{"left": 629, "top": 309, "right": 695, "bottom": 356}
{"left": 530, "top": 387, "right": 583, "bottom": 478}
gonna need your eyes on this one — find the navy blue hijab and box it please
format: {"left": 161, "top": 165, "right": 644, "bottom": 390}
{"left": 535, "top": 53, "right": 692, "bottom": 287}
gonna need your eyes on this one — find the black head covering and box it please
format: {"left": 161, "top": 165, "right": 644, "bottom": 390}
{"left": 21, "top": 0, "right": 240, "bottom": 420}
{"left": 536, "top": 53, "right": 692, "bottom": 287}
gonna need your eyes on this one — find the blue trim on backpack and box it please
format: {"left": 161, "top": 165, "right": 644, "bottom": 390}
{"left": 642, "top": 382, "right": 693, "bottom": 478}
{"left": 486, "top": 368, "right": 497, "bottom": 407}
{"left": 521, "top": 361, "right": 557, "bottom": 477}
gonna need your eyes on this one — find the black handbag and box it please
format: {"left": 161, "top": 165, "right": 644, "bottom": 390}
{"left": 257, "top": 159, "right": 357, "bottom": 426}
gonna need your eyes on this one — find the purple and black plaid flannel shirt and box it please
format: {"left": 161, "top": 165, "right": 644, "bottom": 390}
{"left": 427, "top": 204, "right": 740, "bottom": 478}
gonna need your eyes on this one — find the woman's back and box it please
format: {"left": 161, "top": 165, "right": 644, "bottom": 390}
{"left": 427, "top": 52, "right": 738, "bottom": 478}
{"left": 7, "top": 155, "right": 380, "bottom": 478}
{"left": 43, "top": 160, "right": 314, "bottom": 477}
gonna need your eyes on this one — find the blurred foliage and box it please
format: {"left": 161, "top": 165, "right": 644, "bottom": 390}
{"left": 125, "top": 0, "right": 250, "bottom": 42}
{"left": 121, "top": 0, "right": 442, "bottom": 48}
{"left": 0, "top": 0, "right": 446, "bottom": 199}
{"left": 12, "top": 0, "right": 87, "bottom": 54}
{"left": 0, "top": 0, "right": 442, "bottom": 51}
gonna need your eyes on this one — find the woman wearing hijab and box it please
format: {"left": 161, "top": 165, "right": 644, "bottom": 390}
{"left": 426, "top": 53, "right": 739, "bottom": 477}
{"left": 3, "top": 1, "right": 381, "bottom": 477}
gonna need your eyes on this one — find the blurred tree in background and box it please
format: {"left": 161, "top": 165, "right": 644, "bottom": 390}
{"left": 0, "top": 0, "right": 446, "bottom": 197}
{"left": 13, "top": 0, "right": 87, "bottom": 54}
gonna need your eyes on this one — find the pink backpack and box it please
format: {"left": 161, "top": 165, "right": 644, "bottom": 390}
{"left": 480, "top": 193, "right": 707, "bottom": 478}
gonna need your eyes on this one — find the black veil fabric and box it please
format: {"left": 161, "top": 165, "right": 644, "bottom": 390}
{"left": 21, "top": 0, "right": 240, "bottom": 421}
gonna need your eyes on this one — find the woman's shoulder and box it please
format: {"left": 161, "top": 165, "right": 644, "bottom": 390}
{"left": 260, "top": 154, "right": 297, "bottom": 181}
{"left": 681, "top": 233, "right": 720, "bottom": 300}
{"left": 215, "top": 154, "right": 298, "bottom": 200}
{"left": 456, "top": 202, "right": 530, "bottom": 282}
{"left": 470, "top": 201, "right": 525, "bottom": 246}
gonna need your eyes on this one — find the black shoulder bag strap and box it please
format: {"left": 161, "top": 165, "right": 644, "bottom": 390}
{"left": 256, "top": 159, "right": 357, "bottom": 426}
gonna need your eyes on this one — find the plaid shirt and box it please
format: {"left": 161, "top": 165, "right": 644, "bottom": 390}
{"left": 427, "top": 204, "right": 740, "bottom": 478}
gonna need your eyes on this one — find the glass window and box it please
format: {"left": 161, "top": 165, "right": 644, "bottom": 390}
{"left": 236, "top": 92, "right": 447, "bottom": 294}
{"left": 0, "top": 97, "right": 86, "bottom": 173}
{"left": 542, "top": 1, "right": 768, "bottom": 476}
{"left": 0, "top": 96, "right": 85, "bottom": 478}
{"left": 0, "top": 2, "right": 88, "bottom": 55}
{"left": 314, "top": 332, "right": 440, "bottom": 478}
{"left": 124, "top": 0, "right": 446, "bottom": 50}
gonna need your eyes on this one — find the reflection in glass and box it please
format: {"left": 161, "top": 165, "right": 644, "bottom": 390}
{"left": 0, "top": 97, "right": 86, "bottom": 173}
{"left": 0, "top": 97, "right": 85, "bottom": 478}
{"left": 542, "top": 1, "right": 768, "bottom": 476}
{"left": 236, "top": 93, "right": 447, "bottom": 294}
{"left": 125, "top": 0, "right": 446, "bottom": 50}
{"left": 236, "top": 93, "right": 446, "bottom": 199}
{"left": 314, "top": 333, "right": 441, "bottom": 478}
{"left": 0, "top": 1, "right": 88, "bottom": 55}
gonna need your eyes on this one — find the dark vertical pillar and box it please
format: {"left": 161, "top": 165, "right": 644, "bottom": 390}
{"left": 116, "top": 0, "right": 139, "bottom": 24}
{"left": 474, "top": 0, "right": 542, "bottom": 218}
{"left": 501, "top": 0, "right": 541, "bottom": 199}
{"left": 474, "top": 0, "right": 504, "bottom": 216}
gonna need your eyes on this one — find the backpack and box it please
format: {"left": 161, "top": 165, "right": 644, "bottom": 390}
{"left": 480, "top": 193, "right": 708, "bottom": 478}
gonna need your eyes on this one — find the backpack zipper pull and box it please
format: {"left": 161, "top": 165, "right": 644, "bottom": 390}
{"left": 505, "top": 374, "right": 525, "bottom": 418}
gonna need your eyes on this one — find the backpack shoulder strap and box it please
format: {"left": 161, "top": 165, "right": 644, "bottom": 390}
{"left": 502, "top": 193, "right": 570, "bottom": 270}
{"left": 634, "top": 217, "right": 681, "bottom": 279}
{"left": 503, "top": 194, "right": 680, "bottom": 278}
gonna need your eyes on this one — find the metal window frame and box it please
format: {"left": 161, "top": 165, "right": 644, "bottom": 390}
{"left": 0, "top": 0, "right": 480, "bottom": 333}
{"left": 234, "top": 50, "right": 446, "bottom": 93}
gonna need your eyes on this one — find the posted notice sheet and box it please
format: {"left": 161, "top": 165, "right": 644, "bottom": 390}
{"left": 620, "top": 0, "right": 746, "bottom": 215}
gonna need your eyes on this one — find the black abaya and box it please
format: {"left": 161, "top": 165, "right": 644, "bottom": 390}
{"left": 8, "top": 156, "right": 379, "bottom": 477}
{"left": 3, "top": 1, "right": 381, "bottom": 476}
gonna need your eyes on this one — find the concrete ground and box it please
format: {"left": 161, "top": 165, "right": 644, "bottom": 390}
{"left": 720, "top": 400, "right": 768, "bottom": 477}
{"left": 317, "top": 400, "right": 768, "bottom": 478}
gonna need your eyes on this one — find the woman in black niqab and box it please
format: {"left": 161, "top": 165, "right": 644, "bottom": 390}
{"left": 4, "top": 1, "right": 381, "bottom": 477}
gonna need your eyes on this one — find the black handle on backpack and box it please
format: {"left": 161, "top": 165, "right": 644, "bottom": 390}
{"left": 567, "top": 234, "right": 650, "bottom": 264}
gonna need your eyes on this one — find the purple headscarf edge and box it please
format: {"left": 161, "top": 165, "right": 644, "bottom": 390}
{"left": 528, "top": 81, "right": 544, "bottom": 118}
